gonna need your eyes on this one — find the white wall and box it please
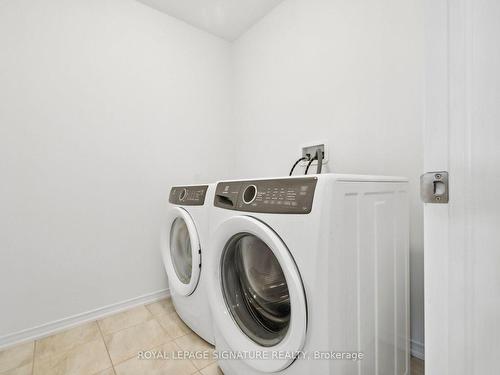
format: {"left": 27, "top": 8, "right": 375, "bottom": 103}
{"left": 231, "top": 0, "right": 425, "bottom": 354}
{"left": 0, "top": 0, "right": 231, "bottom": 340}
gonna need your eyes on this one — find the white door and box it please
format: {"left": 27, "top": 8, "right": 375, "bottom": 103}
{"left": 424, "top": 0, "right": 500, "bottom": 373}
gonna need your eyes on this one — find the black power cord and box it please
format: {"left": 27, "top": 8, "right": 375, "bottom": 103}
{"left": 289, "top": 156, "right": 308, "bottom": 176}
{"left": 304, "top": 155, "right": 317, "bottom": 174}
{"left": 305, "top": 149, "right": 324, "bottom": 175}
{"left": 316, "top": 148, "right": 323, "bottom": 174}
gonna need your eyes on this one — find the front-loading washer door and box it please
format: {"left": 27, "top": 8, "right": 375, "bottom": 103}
{"left": 208, "top": 215, "right": 307, "bottom": 373}
{"left": 162, "top": 207, "right": 201, "bottom": 296}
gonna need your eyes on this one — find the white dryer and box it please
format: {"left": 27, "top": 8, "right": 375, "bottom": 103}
{"left": 161, "top": 184, "right": 214, "bottom": 344}
{"left": 207, "top": 174, "right": 409, "bottom": 374}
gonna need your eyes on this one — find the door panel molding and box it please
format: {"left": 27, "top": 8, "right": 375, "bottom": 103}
{"left": 425, "top": 0, "right": 500, "bottom": 373}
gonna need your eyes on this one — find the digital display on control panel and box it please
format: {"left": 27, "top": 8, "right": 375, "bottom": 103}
{"left": 169, "top": 185, "right": 208, "bottom": 206}
{"left": 214, "top": 178, "right": 317, "bottom": 214}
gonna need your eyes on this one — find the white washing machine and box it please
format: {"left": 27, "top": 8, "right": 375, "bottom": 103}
{"left": 161, "top": 184, "right": 215, "bottom": 344}
{"left": 207, "top": 174, "right": 409, "bottom": 374}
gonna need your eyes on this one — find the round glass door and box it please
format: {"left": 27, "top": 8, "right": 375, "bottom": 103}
{"left": 207, "top": 215, "right": 307, "bottom": 373}
{"left": 170, "top": 217, "right": 193, "bottom": 284}
{"left": 221, "top": 233, "right": 291, "bottom": 347}
{"left": 162, "top": 207, "right": 201, "bottom": 296}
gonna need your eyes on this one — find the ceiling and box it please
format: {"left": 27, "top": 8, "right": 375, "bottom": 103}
{"left": 136, "top": 0, "right": 284, "bottom": 41}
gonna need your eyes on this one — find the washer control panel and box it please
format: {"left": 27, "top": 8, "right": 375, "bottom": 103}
{"left": 169, "top": 185, "right": 208, "bottom": 206}
{"left": 214, "top": 177, "right": 317, "bottom": 214}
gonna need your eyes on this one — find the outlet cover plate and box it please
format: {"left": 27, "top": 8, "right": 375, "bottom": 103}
{"left": 300, "top": 142, "right": 329, "bottom": 165}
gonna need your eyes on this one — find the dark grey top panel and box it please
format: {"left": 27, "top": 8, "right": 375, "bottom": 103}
{"left": 214, "top": 178, "right": 317, "bottom": 214}
{"left": 169, "top": 185, "right": 209, "bottom": 206}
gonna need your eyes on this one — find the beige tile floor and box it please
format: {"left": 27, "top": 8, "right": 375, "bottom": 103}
{"left": 0, "top": 297, "right": 424, "bottom": 375}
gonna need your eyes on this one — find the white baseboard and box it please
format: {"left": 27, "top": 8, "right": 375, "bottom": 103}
{"left": 0, "top": 288, "right": 170, "bottom": 351}
{"left": 411, "top": 339, "right": 425, "bottom": 360}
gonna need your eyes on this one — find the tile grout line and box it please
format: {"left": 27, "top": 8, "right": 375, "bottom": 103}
{"left": 108, "top": 337, "right": 200, "bottom": 373}
{"left": 96, "top": 311, "right": 189, "bottom": 349}
{"left": 151, "top": 310, "right": 192, "bottom": 342}
{"left": 83, "top": 299, "right": 180, "bottom": 369}
{"left": 25, "top": 322, "right": 108, "bottom": 374}
{"left": 100, "top": 310, "right": 199, "bottom": 371}
{"left": 152, "top": 314, "right": 173, "bottom": 340}
{"left": 168, "top": 340, "right": 199, "bottom": 375}
{"left": 154, "top": 321, "right": 200, "bottom": 372}
{"left": 171, "top": 340, "right": 197, "bottom": 372}
{"left": 162, "top": 313, "right": 216, "bottom": 373}
{"left": 152, "top": 312, "right": 201, "bottom": 371}
{"left": 95, "top": 299, "right": 176, "bottom": 339}
{"left": 196, "top": 361, "right": 215, "bottom": 372}
{"left": 98, "top": 308, "right": 155, "bottom": 338}
{"left": 173, "top": 333, "right": 216, "bottom": 373}
{"left": 95, "top": 301, "right": 178, "bottom": 341}
{"left": 109, "top": 338, "right": 175, "bottom": 368}
{"left": 103, "top": 310, "right": 178, "bottom": 369}
{"left": 143, "top": 298, "right": 177, "bottom": 317}
{"left": 96, "top": 320, "right": 117, "bottom": 375}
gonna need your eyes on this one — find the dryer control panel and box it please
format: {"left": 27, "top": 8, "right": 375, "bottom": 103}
{"left": 169, "top": 185, "right": 208, "bottom": 206}
{"left": 214, "top": 177, "right": 317, "bottom": 214}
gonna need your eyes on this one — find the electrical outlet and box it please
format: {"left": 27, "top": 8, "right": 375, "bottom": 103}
{"left": 301, "top": 142, "right": 328, "bottom": 166}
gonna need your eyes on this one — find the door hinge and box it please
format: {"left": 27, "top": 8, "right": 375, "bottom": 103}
{"left": 420, "top": 171, "right": 449, "bottom": 203}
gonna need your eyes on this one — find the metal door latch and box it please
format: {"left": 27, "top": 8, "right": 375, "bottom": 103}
{"left": 420, "top": 171, "right": 449, "bottom": 203}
